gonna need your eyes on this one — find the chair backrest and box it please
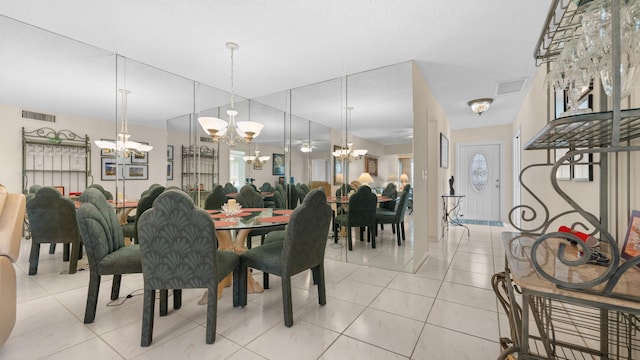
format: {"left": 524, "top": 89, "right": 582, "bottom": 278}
{"left": 133, "top": 185, "right": 166, "bottom": 239}
{"left": 282, "top": 189, "right": 332, "bottom": 275}
{"left": 299, "top": 184, "right": 310, "bottom": 203}
{"left": 77, "top": 188, "right": 125, "bottom": 269}
{"left": 138, "top": 190, "right": 218, "bottom": 289}
{"left": 273, "top": 190, "right": 285, "bottom": 209}
{"left": 224, "top": 182, "right": 238, "bottom": 194}
{"left": 392, "top": 188, "right": 410, "bottom": 221}
{"left": 235, "top": 185, "right": 264, "bottom": 208}
{"left": 204, "top": 185, "right": 228, "bottom": 210}
{"left": 88, "top": 184, "right": 114, "bottom": 200}
{"left": 28, "top": 184, "right": 42, "bottom": 194}
{"left": 26, "top": 187, "right": 80, "bottom": 244}
{"left": 347, "top": 186, "right": 377, "bottom": 227}
{"left": 380, "top": 183, "right": 398, "bottom": 211}
{"left": 260, "top": 182, "right": 274, "bottom": 193}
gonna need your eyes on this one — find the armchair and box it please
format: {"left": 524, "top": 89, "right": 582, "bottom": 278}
{"left": 76, "top": 188, "right": 143, "bottom": 323}
{"left": 238, "top": 189, "right": 332, "bottom": 327}
{"left": 138, "top": 190, "right": 240, "bottom": 346}
{"left": 0, "top": 185, "right": 26, "bottom": 347}
{"left": 334, "top": 185, "right": 377, "bottom": 250}
{"left": 26, "top": 186, "right": 82, "bottom": 275}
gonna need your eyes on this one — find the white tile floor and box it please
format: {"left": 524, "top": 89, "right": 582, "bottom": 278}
{"left": 0, "top": 223, "right": 510, "bottom": 359}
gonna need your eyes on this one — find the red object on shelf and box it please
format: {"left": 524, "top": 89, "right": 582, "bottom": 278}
{"left": 558, "top": 226, "right": 599, "bottom": 247}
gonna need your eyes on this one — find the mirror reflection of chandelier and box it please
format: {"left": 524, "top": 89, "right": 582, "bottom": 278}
{"left": 243, "top": 145, "right": 270, "bottom": 166}
{"left": 95, "top": 88, "right": 153, "bottom": 158}
{"left": 332, "top": 106, "right": 367, "bottom": 162}
{"left": 198, "top": 42, "right": 264, "bottom": 147}
{"left": 300, "top": 143, "right": 312, "bottom": 153}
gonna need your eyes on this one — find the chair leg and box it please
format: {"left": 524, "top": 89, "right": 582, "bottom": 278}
{"left": 401, "top": 221, "right": 406, "bottom": 241}
{"left": 396, "top": 223, "right": 402, "bottom": 246}
{"left": 68, "top": 240, "right": 80, "bottom": 274}
{"left": 232, "top": 265, "right": 241, "bottom": 307}
{"left": 314, "top": 265, "right": 326, "bottom": 306}
{"left": 63, "top": 243, "right": 70, "bottom": 261}
{"left": 28, "top": 241, "right": 41, "bottom": 275}
{"left": 392, "top": 223, "right": 396, "bottom": 234}
{"left": 160, "top": 289, "right": 168, "bottom": 316}
{"left": 347, "top": 226, "right": 353, "bottom": 251}
{"left": 49, "top": 243, "right": 56, "bottom": 254}
{"left": 359, "top": 227, "right": 365, "bottom": 242}
{"left": 370, "top": 226, "right": 376, "bottom": 249}
{"left": 281, "top": 276, "right": 294, "bottom": 327}
{"left": 173, "top": 289, "right": 182, "bottom": 309}
{"left": 84, "top": 272, "right": 101, "bottom": 323}
{"left": 263, "top": 272, "right": 270, "bottom": 289}
{"left": 205, "top": 286, "right": 217, "bottom": 344}
{"left": 111, "top": 274, "right": 122, "bottom": 300}
{"left": 141, "top": 289, "right": 155, "bottom": 347}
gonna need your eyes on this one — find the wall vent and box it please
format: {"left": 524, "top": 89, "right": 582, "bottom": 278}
{"left": 496, "top": 78, "right": 527, "bottom": 95}
{"left": 22, "top": 110, "right": 56, "bottom": 123}
{"left": 200, "top": 136, "right": 213, "bottom": 143}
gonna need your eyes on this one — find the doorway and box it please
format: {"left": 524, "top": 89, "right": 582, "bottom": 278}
{"left": 456, "top": 143, "right": 501, "bottom": 221}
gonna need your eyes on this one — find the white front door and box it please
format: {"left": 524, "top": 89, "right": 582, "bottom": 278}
{"left": 457, "top": 143, "right": 501, "bottom": 221}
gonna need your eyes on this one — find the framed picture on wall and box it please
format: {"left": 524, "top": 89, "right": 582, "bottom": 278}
{"left": 100, "top": 139, "right": 115, "bottom": 156}
{"left": 167, "top": 145, "right": 174, "bottom": 160}
{"left": 272, "top": 153, "right": 285, "bottom": 175}
{"left": 364, "top": 155, "right": 378, "bottom": 176}
{"left": 333, "top": 145, "right": 344, "bottom": 185}
{"left": 101, "top": 158, "right": 124, "bottom": 180}
{"left": 166, "top": 161, "right": 173, "bottom": 180}
{"left": 131, "top": 145, "right": 149, "bottom": 164}
{"left": 440, "top": 133, "right": 449, "bottom": 169}
{"left": 124, "top": 164, "right": 148, "bottom": 180}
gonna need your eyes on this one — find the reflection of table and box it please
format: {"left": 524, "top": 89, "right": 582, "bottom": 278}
{"left": 441, "top": 195, "right": 469, "bottom": 237}
{"left": 208, "top": 208, "right": 290, "bottom": 299}
{"left": 107, "top": 200, "right": 139, "bottom": 224}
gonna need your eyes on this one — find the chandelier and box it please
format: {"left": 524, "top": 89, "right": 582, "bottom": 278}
{"left": 198, "top": 42, "right": 264, "bottom": 147}
{"left": 467, "top": 98, "right": 493, "bottom": 116}
{"left": 243, "top": 145, "right": 270, "bottom": 166}
{"left": 300, "top": 143, "right": 312, "bottom": 153}
{"left": 332, "top": 106, "right": 367, "bottom": 161}
{"left": 95, "top": 88, "right": 153, "bottom": 158}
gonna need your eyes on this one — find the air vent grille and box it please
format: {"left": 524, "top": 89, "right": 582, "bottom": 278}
{"left": 22, "top": 110, "right": 56, "bottom": 123}
{"left": 496, "top": 79, "right": 527, "bottom": 95}
{"left": 200, "top": 136, "right": 213, "bottom": 143}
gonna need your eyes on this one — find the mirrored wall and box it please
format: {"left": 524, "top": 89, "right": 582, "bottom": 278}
{"left": 2, "top": 14, "right": 415, "bottom": 272}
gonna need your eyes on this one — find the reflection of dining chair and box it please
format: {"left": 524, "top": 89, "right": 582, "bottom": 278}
{"left": 238, "top": 189, "right": 332, "bottom": 327}
{"left": 376, "top": 186, "right": 410, "bottom": 246}
{"left": 334, "top": 186, "right": 377, "bottom": 250}
{"left": 122, "top": 186, "right": 165, "bottom": 244}
{"left": 88, "top": 184, "right": 113, "bottom": 200}
{"left": 299, "top": 184, "right": 310, "bottom": 203}
{"left": 204, "top": 185, "right": 228, "bottom": 210}
{"left": 380, "top": 183, "right": 398, "bottom": 211}
{"left": 0, "top": 185, "right": 26, "bottom": 347}
{"left": 272, "top": 190, "right": 285, "bottom": 209}
{"left": 138, "top": 190, "right": 240, "bottom": 346}
{"left": 76, "top": 188, "right": 143, "bottom": 323}
{"left": 285, "top": 184, "right": 298, "bottom": 210}
{"left": 235, "top": 185, "right": 264, "bottom": 208}
{"left": 224, "top": 183, "right": 238, "bottom": 194}
{"left": 26, "top": 187, "right": 82, "bottom": 275}
{"left": 260, "top": 182, "right": 274, "bottom": 193}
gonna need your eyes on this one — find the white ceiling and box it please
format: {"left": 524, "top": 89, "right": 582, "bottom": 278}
{"left": 0, "top": 0, "right": 552, "bottom": 145}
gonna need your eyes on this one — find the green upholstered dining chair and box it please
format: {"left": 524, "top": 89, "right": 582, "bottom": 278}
{"left": 223, "top": 182, "right": 238, "bottom": 194}
{"left": 235, "top": 184, "right": 264, "bottom": 209}
{"left": 376, "top": 185, "right": 410, "bottom": 246}
{"left": 238, "top": 189, "right": 332, "bottom": 327}
{"left": 379, "top": 183, "right": 398, "bottom": 211}
{"left": 333, "top": 185, "right": 377, "bottom": 251}
{"left": 204, "top": 185, "right": 228, "bottom": 210}
{"left": 272, "top": 190, "right": 285, "bottom": 209}
{"left": 25, "top": 186, "right": 81, "bottom": 275}
{"left": 299, "top": 184, "right": 310, "bottom": 203}
{"left": 76, "top": 188, "right": 143, "bottom": 323}
{"left": 260, "top": 182, "right": 274, "bottom": 193}
{"left": 137, "top": 190, "right": 240, "bottom": 346}
{"left": 285, "top": 184, "right": 298, "bottom": 210}
{"left": 88, "top": 183, "right": 113, "bottom": 201}
{"left": 122, "top": 185, "right": 165, "bottom": 244}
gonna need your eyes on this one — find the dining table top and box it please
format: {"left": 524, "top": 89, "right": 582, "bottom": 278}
{"left": 207, "top": 207, "right": 291, "bottom": 230}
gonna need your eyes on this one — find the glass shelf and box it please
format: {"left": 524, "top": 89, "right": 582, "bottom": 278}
{"left": 524, "top": 108, "right": 640, "bottom": 150}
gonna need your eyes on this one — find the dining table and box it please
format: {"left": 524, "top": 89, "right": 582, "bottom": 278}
{"left": 107, "top": 199, "right": 139, "bottom": 224}
{"left": 204, "top": 207, "right": 292, "bottom": 300}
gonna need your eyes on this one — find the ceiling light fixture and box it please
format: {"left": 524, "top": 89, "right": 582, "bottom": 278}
{"left": 332, "top": 106, "right": 367, "bottom": 161}
{"left": 198, "top": 42, "right": 263, "bottom": 147}
{"left": 243, "top": 145, "right": 270, "bottom": 166}
{"left": 95, "top": 87, "right": 153, "bottom": 158}
{"left": 467, "top": 98, "right": 494, "bottom": 116}
{"left": 300, "top": 143, "right": 312, "bottom": 153}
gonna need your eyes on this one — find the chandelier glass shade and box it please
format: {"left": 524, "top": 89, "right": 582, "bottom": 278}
{"left": 198, "top": 42, "right": 264, "bottom": 147}
{"left": 243, "top": 147, "right": 270, "bottom": 165}
{"left": 300, "top": 143, "right": 312, "bottom": 153}
{"left": 95, "top": 88, "right": 153, "bottom": 158}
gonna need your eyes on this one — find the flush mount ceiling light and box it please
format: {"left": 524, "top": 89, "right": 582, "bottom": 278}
{"left": 467, "top": 98, "right": 494, "bottom": 116}
{"left": 198, "top": 42, "right": 264, "bottom": 147}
